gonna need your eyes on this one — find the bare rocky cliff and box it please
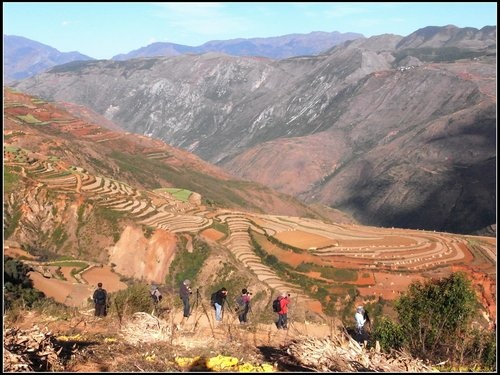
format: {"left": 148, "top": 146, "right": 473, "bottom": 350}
{"left": 13, "top": 26, "right": 496, "bottom": 234}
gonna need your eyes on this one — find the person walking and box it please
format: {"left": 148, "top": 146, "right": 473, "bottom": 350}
{"left": 211, "top": 287, "right": 228, "bottom": 322}
{"left": 236, "top": 288, "right": 251, "bottom": 324}
{"left": 276, "top": 292, "right": 290, "bottom": 329}
{"left": 355, "top": 306, "right": 366, "bottom": 335}
{"left": 179, "top": 279, "right": 192, "bottom": 318}
{"left": 93, "top": 282, "right": 108, "bottom": 317}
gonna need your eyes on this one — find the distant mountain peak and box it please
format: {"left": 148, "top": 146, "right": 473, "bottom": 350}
{"left": 4, "top": 34, "right": 95, "bottom": 83}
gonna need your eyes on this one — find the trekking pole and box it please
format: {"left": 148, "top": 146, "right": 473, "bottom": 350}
{"left": 286, "top": 294, "right": 301, "bottom": 336}
{"left": 223, "top": 297, "right": 232, "bottom": 322}
{"left": 195, "top": 287, "right": 216, "bottom": 336}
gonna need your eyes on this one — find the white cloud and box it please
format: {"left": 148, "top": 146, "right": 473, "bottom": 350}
{"left": 152, "top": 2, "right": 251, "bottom": 41}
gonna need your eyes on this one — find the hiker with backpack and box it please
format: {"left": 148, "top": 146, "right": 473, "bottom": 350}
{"left": 93, "top": 282, "right": 108, "bottom": 317}
{"left": 211, "top": 287, "right": 228, "bottom": 322}
{"left": 235, "top": 288, "right": 251, "bottom": 324}
{"left": 179, "top": 279, "right": 192, "bottom": 318}
{"left": 274, "top": 292, "right": 290, "bottom": 329}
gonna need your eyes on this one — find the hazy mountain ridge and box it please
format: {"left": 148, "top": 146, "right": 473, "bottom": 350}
{"left": 3, "top": 35, "right": 95, "bottom": 83}
{"left": 11, "top": 25, "right": 497, "bottom": 234}
{"left": 111, "top": 31, "right": 364, "bottom": 60}
{"left": 4, "top": 30, "right": 363, "bottom": 83}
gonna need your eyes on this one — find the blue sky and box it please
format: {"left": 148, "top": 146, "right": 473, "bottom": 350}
{"left": 3, "top": 2, "right": 497, "bottom": 59}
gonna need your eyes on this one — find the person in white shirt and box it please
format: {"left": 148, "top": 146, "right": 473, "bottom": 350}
{"left": 355, "top": 306, "right": 366, "bottom": 334}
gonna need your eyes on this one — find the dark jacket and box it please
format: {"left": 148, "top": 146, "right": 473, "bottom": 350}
{"left": 179, "top": 283, "right": 192, "bottom": 299}
{"left": 93, "top": 287, "right": 107, "bottom": 305}
{"left": 213, "top": 289, "right": 227, "bottom": 306}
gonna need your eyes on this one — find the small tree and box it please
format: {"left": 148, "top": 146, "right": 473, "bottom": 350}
{"left": 372, "top": 316, "right": 405, "bottom": 352}
{"left": 111, "top": 283, "right": 153, "bottom": 322}
{"left": 4, "top": 256, "right": 45, "bottom": 309}
{"left": 395, "top": 272, "right": 478, "bottom": 361}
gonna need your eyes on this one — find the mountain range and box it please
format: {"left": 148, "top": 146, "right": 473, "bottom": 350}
{"left": 11, "top": 25, "right": 496, "bottom": 235}
{"left": 4, "top": 31, "right": 363, "bottom": 83}
{"left": 111, "top": 30, "right": 363, "bottom": 60}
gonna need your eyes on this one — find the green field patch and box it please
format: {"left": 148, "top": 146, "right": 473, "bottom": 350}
{"left": 319, "top": 267, "right": 357, "bottom": 282}
{"left": 4, "top": 102, "right": 25, "bottom": 108}
{"left": 56, "top": 255, "right": 76, "bottom": 261}
{"left": 31, "top": 98, "right": 47, "bottom": 104}
{"left": 17, "top": 114, "right": 42, "bottom": 124}
{"left": 211, "top": 220, "right": 229, "bottom": 237}
{"left": 4, "top": 167, "right": 21, "bottom": 193}
{"left": 156, "top": 187, "right": 193, "bottom": 202}
{"left": 44, "top": 170, "right": 73, "bottom": 178}
{"left": 4, "top": 131, "right": 26, "bottom": 140}
{"left": 4, "top": 145, "right": 22, "bottom": 153}
{"left": 49, "top": 261, "right": 88, "bottom": 268}
{"left": 295, "top": 262, "right": 358, "bottom": 282}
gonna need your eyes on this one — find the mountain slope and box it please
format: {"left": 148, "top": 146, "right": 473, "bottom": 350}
{"left": 12, "top": 26, "right": 496, "bottom": 234}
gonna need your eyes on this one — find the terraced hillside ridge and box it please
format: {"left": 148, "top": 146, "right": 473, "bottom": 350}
{"left": 3, "top": 88, "right": 496, "bottom": 327}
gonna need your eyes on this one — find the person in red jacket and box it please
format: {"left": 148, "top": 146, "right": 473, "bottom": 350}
{"left": 276, "top": 292, "right": 290, "bottom": 329}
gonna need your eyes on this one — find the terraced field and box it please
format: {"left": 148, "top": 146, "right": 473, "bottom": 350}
{"left": 243, "top": 213, "right": 496, "bottom": 321}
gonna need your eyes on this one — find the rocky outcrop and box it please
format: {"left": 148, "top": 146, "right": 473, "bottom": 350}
{"left": 108, "top": 225, "right": 177, "bottom": 284}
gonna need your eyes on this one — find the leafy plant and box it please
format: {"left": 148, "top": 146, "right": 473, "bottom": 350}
{"left": 4, "top": 256, "right": 45, "bottom": 310}
{"left": 395, "top": 272, "right": 478, "bottom": 360}
{"left": 111, "top": 283, "right": 153, "bottom": 321}
{"left": 169, "top": 237, "right": 211, "bottom": 287}
{"left": 372, "top": 316, "right": 405, "bottom": 351}
{"left": 142, "top": 225, "right": 155, "bottom": 239}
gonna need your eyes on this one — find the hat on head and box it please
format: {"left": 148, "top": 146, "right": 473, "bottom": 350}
{"left": 281, "top": 291, "right": 287, "bottom": 297}
{"left": 98, "top": 282, "right": 103, "bottom": 287}
{"left": 184, "top": 279, "right": 191, "bottom": 285}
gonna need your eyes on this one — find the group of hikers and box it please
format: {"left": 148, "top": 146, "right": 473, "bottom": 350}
{"left": 93, "top": 281, "right": 369, "bottom": 335}
{"left": 178, "top": 280, "right": 257, "bottom": 325}
{"left": 177, "top": 279, "right": 291, "bottom": 329}
{"left": 92, "top": 280, "right": 287, "bottom": 328}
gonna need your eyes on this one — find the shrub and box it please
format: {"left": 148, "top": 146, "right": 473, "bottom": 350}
{"left": 111, "top": 283, "right": 153, "bottom": 321}
{"left": 169, "top": 237, "right": 211, "bottom": 287}
{"left": 395, "top": 272, "right": 478, "bottom": 361}
{"left": 372, "top": 316, "right": 405, "bottom": 351}
{"left": 4, "top": 256, "right": 45, "bottom": 310}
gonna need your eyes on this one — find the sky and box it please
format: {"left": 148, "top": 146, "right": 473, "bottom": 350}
{"left": 3, "top": 2, "right": 497, "bottom": 60}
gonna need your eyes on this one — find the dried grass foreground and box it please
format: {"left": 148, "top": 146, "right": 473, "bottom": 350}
{"left": 3, "top": 310, "right": 438, "bottom": 372}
